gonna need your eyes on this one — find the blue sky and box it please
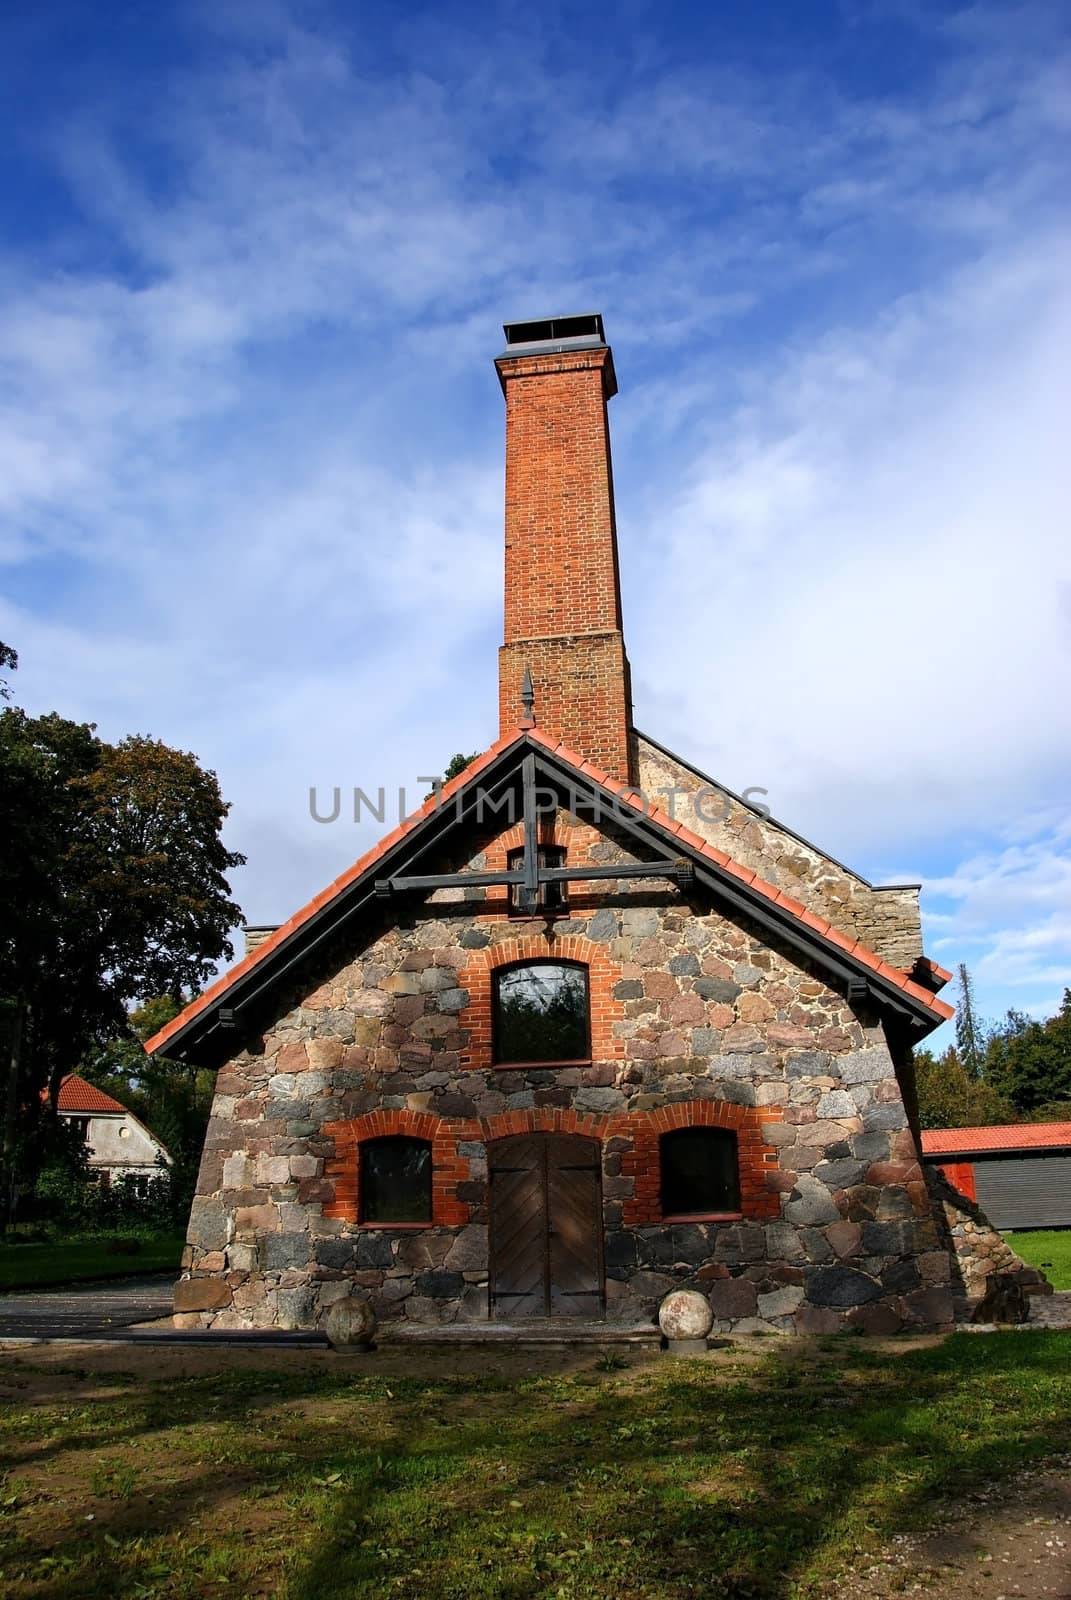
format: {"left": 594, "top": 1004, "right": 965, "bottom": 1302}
{"left": 2, "top": 0, "right": 1069, "bottom": 1046}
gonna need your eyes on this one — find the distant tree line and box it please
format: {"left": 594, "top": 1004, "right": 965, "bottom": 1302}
{"left": 915, "top": 963, "right": 1071, "bottom": 1129}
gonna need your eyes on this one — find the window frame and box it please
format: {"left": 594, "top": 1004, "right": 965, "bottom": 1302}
{"left": 506, "top": 844, "right": 568, "bottom": 917}
{"left": 659, "top": 1126, "right": 743, "bottom": 1221}
{"left": 491, "top": 958, "right": 592, "bottom": 1069}
{"left": 358, "top": 1135, "right": 433, "bottom": 1229}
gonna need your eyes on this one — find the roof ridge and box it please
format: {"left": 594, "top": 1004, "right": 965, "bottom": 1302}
{"left": 55, "top": 1073, "right": 129, "bottom": 1116}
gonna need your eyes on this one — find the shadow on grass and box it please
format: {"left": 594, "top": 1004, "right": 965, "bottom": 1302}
{"left": 286, "top": 1333, "right": 1071, "bottom": 1600}
{"left": 2, "top": 1333, "right": 1070, "bottom": 1600}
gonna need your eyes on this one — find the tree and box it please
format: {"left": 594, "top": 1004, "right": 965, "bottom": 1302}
{"left": 953, "top": 963, "right": 987, "bottom": 1078}
{"left": 0, "top": 641, "right": 16, "bottom": 700}
{"left": 914, "top": 1045, "right": 1015, "bottom": 1129}
{"left": 984, "top": 991, "right": 1071, "bottom": 1117}
{"left": 0, "top": 708, "right": 244, "bottom": 1224}
{"left": 443, "top": 752, "right": 479, "bottom": 782}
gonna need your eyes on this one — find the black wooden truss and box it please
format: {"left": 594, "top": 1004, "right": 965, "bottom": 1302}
{"left": 158, "top": 735, "right": 945, "bottom": 1062}
{"left": 373, "top": 753, "right": 694, "bottom": 911}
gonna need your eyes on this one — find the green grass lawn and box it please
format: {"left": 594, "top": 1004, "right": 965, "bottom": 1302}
{"left": 0, "top": 1234, "right": 183, "bottom": 1291}
{"left": 1, "top": 1332, "right": 1069, "bottom": 1599}
{"left": 1006, "top": 1228, "right": 1071, "bottom": 1290}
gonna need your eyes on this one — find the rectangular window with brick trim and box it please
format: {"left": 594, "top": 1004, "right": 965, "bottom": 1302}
{"left": 360, "top": 1137, "right": 432, "bottom": 1225}
{"left": 660, "top": 1127, "right": 741, "bottom": 1219}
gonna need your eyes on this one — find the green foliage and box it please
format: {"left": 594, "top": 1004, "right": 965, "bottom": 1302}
{"left": 442, "top": 751, "right": 479, "bottom": 783}
{"left": 914, "top": 1045, "right": 1014, "bottom": 1129}
{"left": 31, "top": 1166, "right": 174, "bottom": 1233}
{"left": 0, "top": 639, "right": 16, "bottom": 700}
{"left": 984, "top": 990, "right": 1071, "bottom": 1116}
{"left": 0, "top": 695, "right": 244, "bottom": 1224}
{"left": 916, "top": 984, "right": 1071, "bottom": 1126}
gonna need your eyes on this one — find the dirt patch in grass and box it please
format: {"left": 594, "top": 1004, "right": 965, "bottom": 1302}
{"left": 836, "top": 1454, "right": 1071, "bottom": 1597}
{"left": 1, "top": 1332, "right": 1069, "bottom": 1599}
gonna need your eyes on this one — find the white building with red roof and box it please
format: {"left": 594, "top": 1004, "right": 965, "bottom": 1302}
{"left": 57, "top": 1075, "right": 172, "bottom": 1191}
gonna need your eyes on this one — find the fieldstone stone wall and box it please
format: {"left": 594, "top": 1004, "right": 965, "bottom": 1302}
{"left": 174, "top": 810, "right": 953, "bottom": 1336}
{"left": 924, "top": 1167, "right": 1052, "bottom": 1309}
{"left": 636, "top": 738, "right": 924, "bottom": 971}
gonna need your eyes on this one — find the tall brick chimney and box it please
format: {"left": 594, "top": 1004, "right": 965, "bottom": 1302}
{"left": 496, "top": 314, "right": 634, "bottom": 784}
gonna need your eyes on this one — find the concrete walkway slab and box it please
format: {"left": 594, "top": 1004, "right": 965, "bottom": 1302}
{"left": 0, "top": 1274, "right": 175, "bottom": 1340}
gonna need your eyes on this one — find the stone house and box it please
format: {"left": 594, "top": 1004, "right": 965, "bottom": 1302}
{"left": 148, "top": 312, "right": 1035, "bottom": 1334}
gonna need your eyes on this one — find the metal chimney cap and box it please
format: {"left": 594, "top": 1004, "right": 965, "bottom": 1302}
{"left": 499, "top": 312, "right": 606, "bottom": 357}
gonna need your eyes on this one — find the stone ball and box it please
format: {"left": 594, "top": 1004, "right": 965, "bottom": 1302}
{"left": 326, "top": 1295, "right": 377, "bottom": 1348}
{"left": 658, "top": 1289, "right": 714, "bottom": 1342}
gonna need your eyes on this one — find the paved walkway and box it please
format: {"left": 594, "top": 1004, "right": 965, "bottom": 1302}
{"left": 0, "top": 1274, "right": 174, "bottom": 1340}
{"left": 1027, "top": 1291, "right": 1071, "bottom": 1329}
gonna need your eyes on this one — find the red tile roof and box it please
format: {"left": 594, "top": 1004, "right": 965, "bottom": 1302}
{"left": 146, "top": 726, "right": 953, "bottom": 1055}
{"left": 56, "top": 1074, "right": 128, "bottom": 1115}
{"left": 921, "top": 1123, "right": 1071, "bottom": 1155}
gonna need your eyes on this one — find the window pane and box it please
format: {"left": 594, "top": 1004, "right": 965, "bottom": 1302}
{"left": 660, "top": 1129, "right": 740, "bottom": 1215}
{"left": 361, "top": 1138, "right": 432, "bottom": 1223}
{"left": 493, "top": 962, "right": 589, "bottom": 1063}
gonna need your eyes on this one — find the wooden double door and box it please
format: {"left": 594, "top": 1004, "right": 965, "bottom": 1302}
{"left": 488, "top": 1134, "right": 605, "bottom": 1318}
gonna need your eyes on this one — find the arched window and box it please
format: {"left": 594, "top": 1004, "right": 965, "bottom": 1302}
{"left": 359, "top": 1137, "right": 432, "bottom": 1224}
{"left": 492, "top": 961, "right": 590, "bottom": 1065}
{"left": 660, "top": 1127, "right": 741, "bottom": 1218}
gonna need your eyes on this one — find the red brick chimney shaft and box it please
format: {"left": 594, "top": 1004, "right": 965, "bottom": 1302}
{"left": 495, "top": 320, "right": 634, "bottom": 783}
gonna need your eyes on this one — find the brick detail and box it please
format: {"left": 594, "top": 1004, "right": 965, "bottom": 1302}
{"left": 496, "top": 344, "right": 633, "bottom": 782}
{"left": 456, "top": 933, "right": 624, "bottom": 1070}
{"left": 322, "top": 1109, "right": 470, "bottom": 1229}
{"left": 476, "top": 815, "right": 606, "bottom": 914}
{"left": 321, "top": 1099, "right": 782, "bottom": 1228}
{"left": 618, "top": 1098, "right": 782, "bottom": 1224}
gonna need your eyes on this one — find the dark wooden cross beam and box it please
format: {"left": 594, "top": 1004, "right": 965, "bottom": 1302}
{"left": 375, "top": 752, "right": 693, "bottom": 911}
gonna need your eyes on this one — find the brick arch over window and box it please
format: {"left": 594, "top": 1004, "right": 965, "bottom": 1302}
{"left": 619, "top": 1100, "right": 781, "bottom": 1225}
{"left": 321, "top": 1099, "right": 781, "bottom": 1227}
{"left": 457, "top": 933, "right": 624, "bottom": 1071}
{"left": 322, "top": 1109, "right": 467, "bottom": 1228}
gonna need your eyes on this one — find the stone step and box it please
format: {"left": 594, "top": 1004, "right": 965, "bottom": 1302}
{"left": 379, "top": 1318, "right": 660, "bottom": 1346}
